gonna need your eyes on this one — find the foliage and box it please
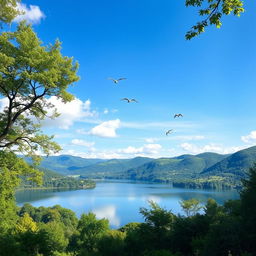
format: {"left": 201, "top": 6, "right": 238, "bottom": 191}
{"left": 240, "top": 163, "right": 256, "bottom": 254}
{"left": 0, "top": 0, "right": 21, "bottom": 25}
{"left": 38, "top": 221, "right": 68, "bottom": 256}
{"left": 15, "top": 212, "right": 38, "bottom": 233}
{"left": 185, "top": 0, "right": 244, "bottom": 39}
{"left": 97, "top": 230, "right": 126, "bottom": 256}
{"left": 20, "top": 167, "right": 96, "bottom": 190}
{"left": 76, "top": 212, "right": 109, "bottom": 254}
{"left": 0, "top": 22, "right": 79, "bottom": 158}
{"left": 180, "top": 198, "right": 202, "bottom": 217}
{"left": 0, "top": 151, "right": 42, "bottom": 232}
{"left": 139, "top": 201, "right": 176, "bottom": 251}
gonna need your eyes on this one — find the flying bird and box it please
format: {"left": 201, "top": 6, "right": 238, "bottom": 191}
{"left": 108, "top": 77, "right": 127, "bottom": 84}
{"left": 166, "top": 129, "right": 173, "bottom": 136}
{"left": 121, "top": 98, "right": 138, "bottom": 103}
{"left": 174, "top": 113, "right": 183, "bottom": 118}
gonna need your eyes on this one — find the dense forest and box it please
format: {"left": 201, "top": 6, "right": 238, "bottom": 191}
{"left": 1, "top": 164, "right": 256, "bottom": 256}
{"left": 19, "top": 168, "right": 95, "bottom": 190}
{"left": 34, "top": 146, "right": 256, "bottom": 190}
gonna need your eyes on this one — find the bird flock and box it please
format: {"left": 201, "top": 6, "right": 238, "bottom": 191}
{"left": 108, "top": 77, "right": 183, "bottom": 136}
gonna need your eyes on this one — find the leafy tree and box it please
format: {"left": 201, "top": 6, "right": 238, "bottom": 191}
{"left": 139, "top": 201, "right": 176, "bottom": 251}
{"left": 240, "top": 164, "right": 256, "bottom": 254}
{"left": 76, "top": 212, "right": 109, "bottom": 254}
{"left": 140, "top": 201, "right": 175, "bottom": 231}
{"left": 0, "top": 21, "right": 79, "bottom": 158}
{"left": 186, "top": 0, "right": 244, "bottom": 39}
{"left": 15, "top": 212, "right": 38, "bottom": 233}
{"left": 0, "top": 151, "right": 42, "bottom": 232}
{"left": 97, "top": 230, "right": 126, "bottom": 256}
{"left": 180, "top": 198, "right": 202, "bottom": 217}
{"left": 202, "top": 213, "right": 242, "bottom": 256}
{"left": 171, "top": 213, "right": 209, "bottom": 255}
{"left": 38, "top": 221, "right": 68, "bottom": 256}
{"left": 0, "top": 0, "right": 21, "bottom": 25}
{"left": 204, "top": 198, "right": 220, "bottom": 220}
{"left": 15, "top": 213, "right": 41, "bottom": 256}
{"left": 142, "top": 250, "right": 180, "bottom": 256}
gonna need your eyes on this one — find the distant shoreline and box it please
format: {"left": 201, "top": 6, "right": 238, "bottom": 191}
{"left": 16, "top": 184, "right": 96, "bottom": 191}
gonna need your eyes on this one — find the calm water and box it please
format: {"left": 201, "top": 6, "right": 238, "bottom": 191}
{"left": 16, "top": 181, "right": 239, "bottom": 228}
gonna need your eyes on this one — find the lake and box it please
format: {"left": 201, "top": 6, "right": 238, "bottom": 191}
{"left": 16, "top": 180, "right": 239, "bottom": 228}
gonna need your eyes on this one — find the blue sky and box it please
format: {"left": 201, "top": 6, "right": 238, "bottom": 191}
{"left": 6, "top": 0, "right": 256, "bottom": 158}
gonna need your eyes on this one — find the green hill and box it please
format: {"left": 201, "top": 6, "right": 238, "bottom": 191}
{"left": 74, "top": 157, "right": 154, "bottom": 178}
{"left": 20, "top": 167, "right": 95, "bottom": 190}
{"left": 28, "top": 155, "right": 105, "bottom": 175}
{"left": 25, "top": 146, "right": 256, "bottom": 189}
{"left": 201, "top": 146, "right": 256, "bottom": 180}
{"left": 123, "top": 153, "right": 227, "bottom": 182}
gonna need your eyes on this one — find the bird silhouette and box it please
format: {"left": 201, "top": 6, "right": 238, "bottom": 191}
{"left": 108, "top": 77, "right": 127, "bottom": 84}
{"left": 166, "top": 129, "right": 173, "bottom": 136}
{"left": 174, "top": 113, "right": 183, "bottom": 118}
{"left": 121, "top": 98, "right": 138, "bottom": 103}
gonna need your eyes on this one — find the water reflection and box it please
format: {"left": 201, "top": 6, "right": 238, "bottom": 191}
{"left": 93, "top": 205, "right": 120, "bottom": 227}
{"left": 16, "top": 181, "right": 239, "bottom": 228}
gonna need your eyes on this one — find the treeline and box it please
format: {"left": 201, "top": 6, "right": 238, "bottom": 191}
{"left": 20, "top": 169, "right": 96, "bottom": 190}
{"left": 1, "top": 165, "right": 256, "bottom": 256}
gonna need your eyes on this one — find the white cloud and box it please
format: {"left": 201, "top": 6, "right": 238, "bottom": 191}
{"left": 118, "top": 143, "right": 162, "bottom": 155}
{"left": 180, "top": 142, "right": 245, "bottom": 155}
{"left": 71, "top": 139, "right": 95, "bottom": 148}
{"left": 60, "top": 143, "right": 162, "bottom": 159}
{"left": 145, "top": 138, "right": 158, "bottom": 143}
{"left": 173, "top": 135, "right": 205, "bottom": 141}
{"left": 0, "top": 96, "right": 97, "bottom": 129}
{"left": 89, "top": 119, "right": 121, "bottom": 138}
{"left": 43, "top": 97, "right": 97, "bottom": 129}
{"left": 241, "top": 131, "right": 256, "bottom": 144}
{"left": 14, "top": 3, "right": 45, "bottom": 24}
{"left": 103, "top": 108, "right": 109, "bottom": 114}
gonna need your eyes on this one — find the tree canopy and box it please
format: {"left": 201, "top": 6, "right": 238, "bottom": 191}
{"left": 0, "top": 22, "right": 79, "bottom": 157}
{"left": 185, "top": 0, "right": 244, "bottom": 39}
{"left": 0, "top": 0, "right": 21, "bottom": 25}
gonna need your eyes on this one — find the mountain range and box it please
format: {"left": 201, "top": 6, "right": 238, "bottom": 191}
{"left": 34, "top": 146, "right": 256, "bottom": 189}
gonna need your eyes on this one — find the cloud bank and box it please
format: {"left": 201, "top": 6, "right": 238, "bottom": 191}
{"left": 89, "top": 119, "right": 121, "bottom": 138}
{"left": 14, "top": 3, "right": 45, "bottom": 24}
{"left": 43, "top": 97, "right": 97, "bottom": 129}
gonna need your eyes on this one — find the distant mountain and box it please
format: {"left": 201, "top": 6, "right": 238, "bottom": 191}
{"left": 72, "top": 157, "right": 154, "bottom": 178}
{"left": 27, "top": 146, "right": 256, "bottom": 189}
{"left": 123, "top": 153, "right": 227, "bottom": 182}
{"left": 201, "top": 146, "right": 256, "bottom": 179}
{"left": 35, "top": 155, "right": 105, "bottom": 175}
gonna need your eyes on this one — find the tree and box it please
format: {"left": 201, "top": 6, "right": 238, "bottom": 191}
{"left": 185, "top": 0, "right": 244, "bottom": 39}
{"left": 180, "top": 198, "right": 202, "bottom": 217}
{"left": 0, "top": 0, "right": 21, "bottom": 25}
{"left": 240, "top": 164, "right": 256, "bottom": 254}
{"left": 38, "top": 221, "right": 68, "bottom": 256}
{"left": 139, "top": 201, "right": 175, "bottom": 251}
{"left": 0, "top": 151, "right": 42, "bottom": 232}
{"left": 97, "top": 230, "right": 126, "bottom": 256}
{"left": 0, "top": 22, "right": 79, "bottom": 158}
{"left": 76, "top": 212, "right": 109, "bottom": 253}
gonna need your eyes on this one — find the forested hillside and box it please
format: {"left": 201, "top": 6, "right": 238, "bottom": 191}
{"left": 20, "top": 168, "right": 95, "bottom": 190}
{"left": 34, "top": 146, "right": 256, "bottom": 189}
